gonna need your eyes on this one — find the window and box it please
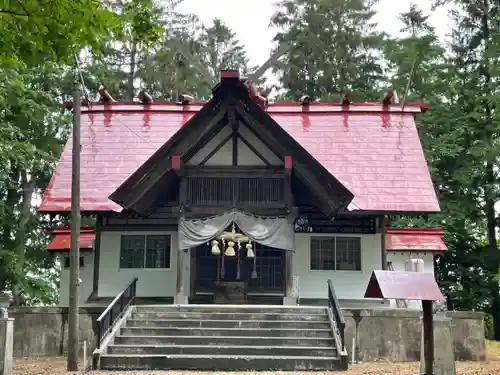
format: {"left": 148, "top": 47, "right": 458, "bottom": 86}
{"left": 120, "top": 235, "right": 171, "bottom": 269}
{"left": 63, "top": 256, "right": 85, "bottom": 269}
{"left": 310, "top": 236, "right": 361, "bottom": 271}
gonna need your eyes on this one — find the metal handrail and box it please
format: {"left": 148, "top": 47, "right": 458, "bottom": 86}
{"left": 96, "top": 277, "right": 138, "bottom": 348}
{"left": 327, "top": 279, "right": 346, "bottom": 351}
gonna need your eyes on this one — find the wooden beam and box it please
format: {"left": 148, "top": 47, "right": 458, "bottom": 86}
{"left": 181, "top": 111, "right": 228, "bottom": 162}
{"left": 172, "top": 155, "right": 181, "bottom": 171}
{"left": 229, "top": 106, "right": 238, "bottom": 166}
{"left": 237, "top": 133, "right": 272, "bottom": 166}
{"left": 284, "top": 155, "right": 292, "bottom": 177}
{"left": 183, "top": 205, "right": 288, "bottom": 218}
{"left": 184, "top": 165, "right": 285, "bottom": 178}
{"left": 232, "top": 130, "right": 238, "bottom": 165}
{"left": 199, "top": 132, "right": 233, "bottom": 165}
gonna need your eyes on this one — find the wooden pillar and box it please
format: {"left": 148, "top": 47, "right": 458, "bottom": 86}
{"left": 175, "top": 249, "right": 188, "bottom": 304}
{"left": 380, "top": 215, "right": 388, "bottom": 270}
{"left": 285, "top": 251, "right": 293, "bottom": 296}
{"left": 422, "top": 299, "right": 434, "bottom": 375}
{"left": 176, "top": 172, "right": 188, "bottom": 304}
{"left": 91, "top": 216, "right": 102, "bottom": 297}
{"left": 283, "top": 250, "right": 297, "bottom": 305}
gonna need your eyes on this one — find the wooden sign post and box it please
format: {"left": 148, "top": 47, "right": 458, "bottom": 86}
{"left": 364, "top": 270, "right": 446, "bottom": 375}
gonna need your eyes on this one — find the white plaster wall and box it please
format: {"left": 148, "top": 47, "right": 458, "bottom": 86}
{"left": 386, "top": 252, "right": 435, "bottom": 275}
{"left": 186, "top": 122, "right": 282, "bottom": 166}
{"left": 98, "top": 231, "right": 189, "bottom": 298}
{"left": 293, "top": 233, "right": 382, "bottom": 300}
{"left": 59, "top": 252, "right": 94, "bottom": 306}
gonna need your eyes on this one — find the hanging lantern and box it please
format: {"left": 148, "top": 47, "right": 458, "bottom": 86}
{"left": 225, "top": 240, "right": 236, "bottom": 256}
{"left": 246, "top": 243, "right": 255, "bottom": 258}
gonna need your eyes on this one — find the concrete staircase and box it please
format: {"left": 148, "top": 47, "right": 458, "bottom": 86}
{"left": 97, "top": 304, "right": 347, "bottom": 371}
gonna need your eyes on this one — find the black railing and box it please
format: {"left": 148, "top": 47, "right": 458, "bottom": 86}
{"left": 327, "top": 279, "right": 346, "bottom": 351}
{"left": 96, "top": 277, "right": 138, "bottom": 348}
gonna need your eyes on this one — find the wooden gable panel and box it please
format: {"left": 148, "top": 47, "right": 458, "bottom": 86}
{"left": 186, "top": 122, "right": 282, "bottom": 166}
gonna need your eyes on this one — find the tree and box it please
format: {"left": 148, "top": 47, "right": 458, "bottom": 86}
{"left": 387, "top": 2, "right": 500, "bottom": 339}
{"left": 270, "top": 0, "right": 385, "bottom": 100}
{"left": 198, "top": 19, "right": 249, "bottom": 77}
{"left": 85, "top": 0, "right": 165, "bottom": 100}
{"left": 0, "top": 0, "right": 121, "bottom": 305}
{"left": 443, "top": 0, "right": 500, "bottom": 340}
{"left": 0, "top": 63, "right": 74, "bottom": 304}
{"left": 0, "top": 0, "right": 120, "bottom": 65}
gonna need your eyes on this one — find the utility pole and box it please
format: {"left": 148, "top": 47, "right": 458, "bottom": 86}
{"left": 67, "top": 78, "right": 81, "bottom": 371}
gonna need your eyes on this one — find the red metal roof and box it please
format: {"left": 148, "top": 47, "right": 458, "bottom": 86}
{"left": 364, "top": 270, "right": 444, "bottom": 301}
{"left": 386, "top": 228, "right": 447, "bottom": 252}
{"left": 40, "top": 101, "right": 439, "bottom": 213}
{"left": 47, "top": 227, "right": 95, "bottom": 251}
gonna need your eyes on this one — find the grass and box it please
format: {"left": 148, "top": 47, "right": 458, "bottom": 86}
{"left": 486, "top": 339, "right": 500, "bottom": 360}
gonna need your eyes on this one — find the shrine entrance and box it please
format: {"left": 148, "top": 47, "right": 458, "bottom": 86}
{"left": 193, "top": 243, "right": 285, "bottom": 304}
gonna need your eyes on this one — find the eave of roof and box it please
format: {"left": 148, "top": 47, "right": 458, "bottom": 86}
{"left": 386, "top": 227, "right": 447, "bottom": 252}
{"left": 47, "top": 227, "right": 95, "bottom": 252}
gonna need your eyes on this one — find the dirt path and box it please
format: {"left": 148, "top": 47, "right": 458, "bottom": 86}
{"left": 13, "top": 341, "right": 500, "bottom": 375}
{"left": 13, "top": 357, "right": 500, "bottom": 375}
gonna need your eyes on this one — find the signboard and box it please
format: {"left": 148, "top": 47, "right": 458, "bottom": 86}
{"left": 294, "top": 216, "right": 376, "bottom": 234}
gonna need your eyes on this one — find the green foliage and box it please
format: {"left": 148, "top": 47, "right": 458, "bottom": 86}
{"left": 270, "top": 0, "right": 385, "bottom": 101}
{"left": 0, "top": 0, "right": 120, "bottom": 65}
{"left": 387, "top": 2, "right": 500, "bottom": 339}
{"left": 0, "top": 0, "right": 254, "bottom": 306}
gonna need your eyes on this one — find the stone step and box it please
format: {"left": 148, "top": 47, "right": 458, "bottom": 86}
{"left": 115, "top": 334, "right": 334, "bottom": 347}
{"left": 126, "top": 318, "right": 331, "bottom": 329}
{"left": 134, "top": 305, "right": 327, "bottom": 314}
{"left": 100, "top": 354, "right": 344, "bottom": 371}
{"left": 132, "top": 311, "right": 329, "bottom": 321}
{"left": 108, "top": 344, "right": 337, "bottom": 357}
{"left": 120, "top": 326, "right": 333, "bottom": 338}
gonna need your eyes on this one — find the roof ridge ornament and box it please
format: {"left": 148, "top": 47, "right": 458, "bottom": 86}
{"left": 137, "top": 89, "right": 153, "bottom": 104}
{"left": 98, "top": 85, "right": 116, "bottom": 104}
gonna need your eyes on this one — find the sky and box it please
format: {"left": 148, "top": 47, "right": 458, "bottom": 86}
{"left": 176, "top": 0, "right": 453, "bottom": 73}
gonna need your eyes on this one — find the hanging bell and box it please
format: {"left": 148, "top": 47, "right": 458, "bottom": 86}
{"left": 225, "top": 246, "right": 236, "bottom": 256}
{"left": 251, "top": 269, "right": 258, "bottom": 279}
{"left": 246, "top": 243, "right": 254, "bottom": 257}
{"left": 211, "top": 245, "right": 221, "bottom": 256}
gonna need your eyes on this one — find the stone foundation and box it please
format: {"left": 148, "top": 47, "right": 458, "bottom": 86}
{"left": 8, "top": 307, "right": 103, "bottom": 357}
{"left": 8, "top": 306, "right": 485, "bottom": 362}
{"left": 343, "top": 309, "right": 485, "bottom": 362}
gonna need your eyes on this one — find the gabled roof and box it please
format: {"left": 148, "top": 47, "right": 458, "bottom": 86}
{"left": 109, "top": 74, "right": 354, "bottom": 215}
{"left": 40, "top": 76, "right": 439, "bottom": 214}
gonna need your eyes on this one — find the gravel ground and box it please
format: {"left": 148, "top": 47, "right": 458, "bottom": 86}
{"left": 12, "top": 341, "right": 500, "bottom": 375}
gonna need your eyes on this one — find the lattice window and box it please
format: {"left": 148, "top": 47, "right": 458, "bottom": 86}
{"left": 146, "top": 235, "right": 171, "bottom": 268}
{"left": 310, "top": 236, "right": 361, "bottom": 271}
{"left": 63, "top": 256, "right": 85, "bottom": 269}
{"left": 120, "top": 235, "right": 171, "bottom": 269}
{"left": 335, "top": 237, "right": 362, "bottom": 271}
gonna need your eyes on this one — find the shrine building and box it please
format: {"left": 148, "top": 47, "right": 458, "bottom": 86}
{"left": 41, "top": 70, "right": 447, "bottom": 307}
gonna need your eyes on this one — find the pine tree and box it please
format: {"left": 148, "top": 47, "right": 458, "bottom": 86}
{"left": 270, "top": 0, "right": 385, "bottom": 100}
